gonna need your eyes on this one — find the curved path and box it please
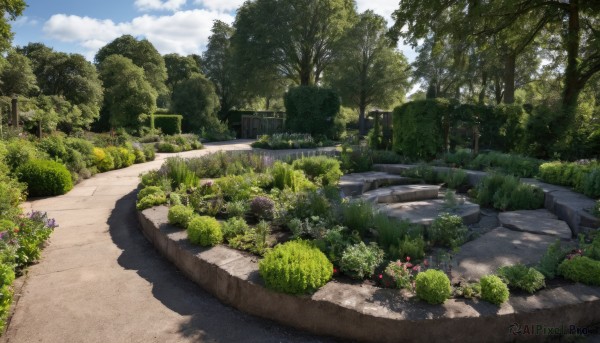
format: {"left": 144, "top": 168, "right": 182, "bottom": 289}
{"left": 3, "top": 141, "right": 334, "bottom": 343}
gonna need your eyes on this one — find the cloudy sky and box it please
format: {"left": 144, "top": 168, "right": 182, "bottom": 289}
{"left": 12, "top": 0, "right": 414, "bottom": 62}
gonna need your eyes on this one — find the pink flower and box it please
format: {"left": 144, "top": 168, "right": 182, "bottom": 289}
{"left": 378, "top": 274, "right": 383, "bottom": 279}
{"left": 406, "top": 263, "right": 413, "bottom": 269}
{"left": 406, "top": 256, "right": 411, "bottom": 262}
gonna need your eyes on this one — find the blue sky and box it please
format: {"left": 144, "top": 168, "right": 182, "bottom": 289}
{"left": 11, "top": 0, "right": 415, "bottom": 61}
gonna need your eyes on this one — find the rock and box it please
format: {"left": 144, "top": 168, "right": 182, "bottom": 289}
{"left": 381, "top": 198, "right": 480, "bottom": 226}
{"left": 362, "top": 185, "right": 440, "bottom": 203}
{"left": 339, "top": 172, "right": 416, "bottom": 196}
{"left": 498, "top": 210, "right": 572, "bottom": 240}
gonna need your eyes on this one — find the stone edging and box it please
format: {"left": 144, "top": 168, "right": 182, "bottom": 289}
{"left": 138, "top": 206, "right": 600, "bottom": 343}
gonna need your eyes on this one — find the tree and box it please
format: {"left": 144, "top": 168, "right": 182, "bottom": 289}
{"left": 99, "top": 55, "right": 157, "bottom": 130}
{"left": 95, "top": 35, "right": 168, "bottom": 99}
{"left": 164, "top": 53, "right": 200, "bottom": 90}
{"left": 171, "top": 74, "right": 220, "bottom": 132}
{"left": 0, "top": 0, "right": 26, "bottom": 52}
{"left": 18, "top": 43, "right": 104, "bottom": 130}
{"left": 232, "top": 0, "right": 356, "bottom": 86}
{"left": 0, "top": 50, "right": 38, "bottom": 97}
{"left": 329, "top": 11, "right": 410, "bottom": 136}
{"left": 204, "top": 20, "right": 239, "bottom": 119}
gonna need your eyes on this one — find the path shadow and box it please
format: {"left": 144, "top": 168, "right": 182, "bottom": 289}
{"left": 108, "top": 190, "right": 339, "bottom": 342}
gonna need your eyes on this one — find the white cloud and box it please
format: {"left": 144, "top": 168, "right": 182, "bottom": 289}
{"left": 43, "top": 10, "right": 234, "bottom": 60}
{"left": 134, "top": 0, "right": 187, "bottom": 12}
{"left": 194, "top": 0, "right": 245, "bottom": 12}
{"left": 12, "top": 16, "right": 39, "bottom": 27}
{"left": 356, "top": 0, "right": 399, "bottom": 25}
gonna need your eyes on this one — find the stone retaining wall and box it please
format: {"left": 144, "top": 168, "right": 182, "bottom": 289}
{"left": 138, "top": 206, "right": 600, "bottom": 342}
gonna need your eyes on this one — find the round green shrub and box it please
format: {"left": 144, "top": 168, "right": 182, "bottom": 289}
{"left": 137, "top": 186, "right": 164, "bottom": 201}
{"left": 38, "top": 135, "right": 67, "bottom": 160}
{"left": 93, "top": 147, "right": 114, "bottom": 172}
{"left": 143, "top": 145, "right": 156, "bottom": 161}
{"left": 480, "top": 275, "right": 510, "bottom": 305}
{"left": 136, "top": 193, "right": 167, "bottom": 210}
{"left": 292, "top": 156, "right": 342, "bottom": 186}
{"left": 558, "top": 256, "right": 600, "bottom": 286}
{"left": 222, "top": 217, "right": 249, "bottom": 241}
{"left": 339, "top": 242, "right": 384, "bottom": 279}
{"left": 133, "top": 148, "right": 146, "bottom": 163}
{"left": 259, "top": 240, "right": 332, "bottom": 295}
{"left": 17, "top": 160, "right": 73, "bottom": 197}
{"left": 428, "top": 213, "right": 468, "bottom": 248}
{"left": 414, "top": 269, "right": 452, "bottom": 304}
{"left": 187, "top": 216, "right": 223, "bottom": 247}
{"left": 497, "top": 264, "right": 545, "bottom": 294}
{"left": 168, "top": 205, "right": 195, "bottom": 228}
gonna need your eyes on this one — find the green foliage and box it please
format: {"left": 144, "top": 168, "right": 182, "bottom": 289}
{"left": 156, "top": 142, "right": 180, "bottom": 153}
{"left": 37, "top": 135, "right": 67, "bottom": 160}
{"left": 339, "top": 200, "right": 375, "bottom": 238}
{"left": 312, "top": 226, "right": 359, "bottom": 264}
{"left": 468, "top": 152, "right": 541, "bottom": 178}
{"left": 143, "top": 145, "right": 156, "bottom": 161}
{"left": 582, "top": 168, "right": 600, "bottom": 199}
{"left": 227, "top": 220, "right": 270, "bottom": 255}
{"left": 428, "top": 213, "right": 468, "bottom": 249}
{"left": 171, "top": 74, "right": 220, "bottom": 132}
{"left": 215, "top": 174, "right": 264, "bottom": 202}
{"left": 389, "top": 235, "right": 426, "bottom": 261}
{"left": 137, "top": 186, "right": 164, "bottom": 201}
{"left": 414, "top": 269, "right": 452, "bottom": 304}
{"left": 592, "top": 200, "right": 600, "bottom": 218}
{"left": 292, "top": 156, "right": 342, "bottom": 186}
{"left": 538, "top": 161, "right": 600, "bottom": 197}
{"left": 537, "top": 240, "right": 568, "bottom": 279}
{"left": 185, "top": 151, "right": 270, "bottom": 178}
{"left": 476, "top": 173, "right": 543, "bottom": 211}
{"left": 373, "top": 213, "right": 408, "bottom": 254}
{"left": 497, "top": 264, "right": 545, "bottom": 294}
{"left": 443, "top": 149, "right": 474, "bottom": 168}
{"left": 401, "top": 165, "right": 441, "bottom": 184}
{"left": 151, "top": 114, "right": 182, "bottom": 135}
{"left": 4, "top": 139, "right": 40, "bottom": 172}
{"left": 286, "top": 190, "right": 332, "bottom": 221}
{"left": 133, "top": 148, "right": 146, "bottom": 164}
{"left": 251, "top": 133, "right": 318, "bottom": 150}
{"left": 480, "top": 275, "right": 510, "bottom": 306}
{"left": 226, "top": 200, "right": 248, "bottom": 218}
{"left": 0, "top": 50, "right": 38, "bottom": 97}
{"left": 136, "top": 192, "right": 167, "bottom": 211}
{"left": 92, "top": 147, "right": 114, "bottom": 172}
{"left": 339, "top": 145, "right": 373, "bottom": 173}
{"left": 558, "top": 256, "right": 600, "bottom": 286}
{"left": 167, "top": 205, "right": 194, "bottom": 228}
{"left": 165, "top": 157, "right": 199, "bottom": 189}
{"left": 583, "top": 234, "right": 600, "bottom": 261}
{"left": 259, "top": 240, "right": 333, "bottom": 295}
{"left": 339, "top": 242, "right": 385, "bottom": 280}
{"left": 186, "top": 215, "right": 223, "bottom": 247}
{"left": 221, "top": 217, "right": 249, "bottom": 241}
{"left": 284, "top": 86, "right": 343, "bottom": 139}
{"left": 250, "top": 196, "right": 275, "bottom": 220}
{"left": 271, "top": 161, "right": 314, "bottom": 192}
{"left": 393, "top": 99, "right": 449, "bottom": 160}
{"left": 17, "top": 160, "right": 73, "bottom": 197}
{"left": 382, "top": 260, "right": 416, "bottom": 290}
{"left": 443, "top": 169, "right": 468, "bottom": 189}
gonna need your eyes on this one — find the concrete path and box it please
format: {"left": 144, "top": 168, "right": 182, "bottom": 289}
{"left": 3, "top": 141, "right": 333, "bottom": 343}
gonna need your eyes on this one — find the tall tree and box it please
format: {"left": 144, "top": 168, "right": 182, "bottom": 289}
{"left": 329, "top": 11, "right": 410, "bottom": 136}
{"left": 0, "top": 0, "right": 26, "bottom": 52}
{"left": 0, "top": 50, "right": 38, "bottom": 97}
{"left": 171, "top": 74, "right": 220, "bottom": 132}
{"left": 164, "top": 53, "right": 200, "bottom": 90}
{"left": 99, "top": 55, "right": 157, "bottom": 130}
{"left": 232, "top": 0, "right": 357, "bottom": 86}
{"left": 203, "top": 20, "right": 238, "bottom": 119}
{"left": 95, "top": 35, "right": 168, "bottom": 99}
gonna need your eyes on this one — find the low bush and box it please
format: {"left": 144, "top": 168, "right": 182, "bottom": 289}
{"left": 480, "top": 275, "right": 510, "bottom": 305}
{"left": 92, "top": 147, "right": 114, "bottom": 172}
{"left": 339, "top": 145, "right": 373, "bottom": 173}
{"left": 187, "top": 216, "right": 223, "bottom": 247}
{"left": 538, "top": 161, "right": 600, "bottom": 198}
{"left": 133, "top": 148, "right": 146, "bottom": 164}
{"left": 4, "top": 139, "right": 40, "bottom": 172}
{"left": 226, "top": 200, "right": 248, "bottom": 218}
{"left": 476, "top": 173, "right": 543, "bottom": 211}
{"left": 339, "top": 242, "right": 385, "bottom": 280}
{"left": 593, "top": 200, "right": 600, "bottom": 218}
{"left": 443, "top": 149, "right": 473, "bottom": 168}
{"left": 137, "top": 186, "right": 164, "bottom": 201}
{"left": 271, "top": 161, "right": 314, "bottom": 192}
{"left": 216, "top": 174, "right": 263, "bottom": 202}
{"left": 287, "top": 190, "right": 331, "bottom": 221}
{"left": 428, "top": 213, "right": 468, "bottom": 249}
{"left": 414, "top": 269, "right": 452, "bottom": 304}
{"left": 221, "top": 217, "right": 249, "bottom": 241}
{"left": 468, "top": 152, "right": 541, "bottom": 178}
{"left": 156, "top": 142, "right": 181, "bottom": 153}
{"left": 259, "top": 240, "right": 333, "bottom": 294}
{"left": 168, "top": 205, "right": 195, "bottom": 228}
{"left": 165, "top": 157, "right": 199, "bottom": 189}
{"left": 252, "top": 133, "right": 319, "bottom": 150}
{"left": 17, "top": 160, "right": 73, "bottom": 197}
{"left": 497, "top": 264, "right": 545, "bottom": 293}
{"left": 401, "top": 165, "right": 441, "bottom": 184}
{"left": 136, "top": 192, "right": 167, "bottom": 210}
{"left": 443, "top": 169, "right": 468, "bottom": 190}
{"left": 250, "top": 196, "right": 275, "bottom": 220}
{"left": 389, "top": 235, "right": 426, "bottom": 261}
{"left": 373, "top": 213, "right": 409, "bottom": 255}
{"left": 537, "top": 240, "right": 568, "bottom": 279}
{"left": 582, "top": 168, "right": 600, "bottom": 198}
{"left": 143, "top": 145, "right": 156, "bottom": 161}
{"left": 292, "top": 156, "right": 342, "bottom": 186}
{"left": 382, "top": 259, "right": 417, "bottom": 290}
{"left": 558, "top": 256, "right": 600, "bottom": 286}
{"left": 339, "top": 200, "right": 375, "bottom": 238}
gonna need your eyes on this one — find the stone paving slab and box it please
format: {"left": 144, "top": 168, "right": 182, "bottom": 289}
{"left": 499, "top": 209, "right": 572, "bottom": 240}
{"left": 362, "top": 184, "right": 440, "bottom": 203}
{"left": 339, "top": 172, "right": 416, "bottom": 196}
{"left": 452, "top": 227, "right": 557, "bottom": 282}
{"left": 381, "top": 198, "right": 480, "bottom": 226}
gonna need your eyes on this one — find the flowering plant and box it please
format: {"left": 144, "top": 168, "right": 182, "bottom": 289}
{"left": 381, "top": 257, "right": 421, "bottom": 290}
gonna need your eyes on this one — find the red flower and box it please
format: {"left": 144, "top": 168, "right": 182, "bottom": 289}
{"left": 406, "top": 256, "right": 411, "bottom": 262}
{"left": 333, "top": 267, "right": 338, "bottom": 274}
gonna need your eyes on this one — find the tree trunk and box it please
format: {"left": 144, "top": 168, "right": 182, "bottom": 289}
{"left": 358, "top": 105, "right": 366, "bottom": 137}
{"left": 493, "top": 75, "right": 503, "bottom": 104}
{"left": 11, "top": 98, "right": 18, "bottom": 128}
{"left": 479, "top": 71, "right": 488, "bottom": 104}
{"left": 503, "top": 53, "right": 516, "bottom": 104}
{"left": 562, "top": 0, "right": 581, "bottom": 126}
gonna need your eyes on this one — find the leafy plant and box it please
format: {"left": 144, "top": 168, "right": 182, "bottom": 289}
{"left": 136, "top": 192, "right": 167, "bottom": 210}
{"left": 17, "top": 160, "right": 73, "bottom": 197}
{"left": 414, "top": 269, "right": 452, "bottom": 304}
{"left": 476, "top": 173, "right": 543, "bottom": 211}
{"left": 389, "top": 235, "right": 426, "bottom": 261}
{"left": 382, "top": 259, "right": 418, "bottom": 290}
{"left": 444, "top": 169, "right": 468, "bottom": 189}
{"left": 497, "top": 264, "right": 545, "bottom": 293}
{"left": 339, "top": 242, "right": 385, "bottom": 279}
{"left": 259, "top": 240, "right": 333, "bottom": 294}
{"left": 292, "top": 156, "right": 342, "bottom": 186}
{"left": 480, "top": 275, "right": 510, "bottom": 306}
{"left": 165, "top": 157, "right": 199, "bottom": 189}
{"left": 373, "top": 213, "right": 409, "bottom": 254}
{"left": 250, "top": 196, "right": 275, "bottom": 220}
{"left": 187, "top": 215, "right": 223, "bottom": 247}
{"left": 428, "top": 213, "right": 468, "bottom": 249}
{"left": 222, "top": 217, "right": 249, "bottom": 241}
{"left": 168, "top": 205, "right": 194, "bottom": 228}
{"left": 537, "top": 240, "right": 568, "bottom": 279}
{"left": 339, "top": 200, "right": 375, "bottom": 237}
{"left": 287, "top": 190, "right": 332, "bottom": 221}
{"left": 558, "top": 256, "right": 600, "bottom": 286}
{"left": 226, "top": 200, "right": 248, "bottom": 218}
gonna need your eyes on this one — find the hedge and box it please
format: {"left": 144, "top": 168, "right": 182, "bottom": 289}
{"left": 17, "top": 160, "right": 73, "bottom": 197}
{"left": 151, "top": 114, "right": 183, "bottom": 135}
{"left": 284, "top": 86, "right": 343, "bottom": 139}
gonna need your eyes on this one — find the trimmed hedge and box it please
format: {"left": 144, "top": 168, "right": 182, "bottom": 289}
{"left": 17, "top": 160, "right": 73, "bottom": 197}
{"left": 151, "top": 114, "right": 183, "bottom": 135}
{"left": 284, "top": 86, "right": 343, "bottom": 139}
{"left": 414, "top": 269, "right": 452, "bottom": 304}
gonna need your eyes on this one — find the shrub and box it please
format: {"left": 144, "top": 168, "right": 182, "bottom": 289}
{"left": 222, "top": 217, "right": 249, "bottom": 241}
{"left": 136, "top": 192, "right": 167, "bottom": 210}
{"left": 165, "top": 157, "right": 199, "bottom": 189}
{"left": 216, "top": 175, "right": 261, "bottom": 202}
{"left": 428, "top": 213, "right": 468, "bottom": 249}
{"left": 339, "top": 145, "right": 373, "bottom": 173}
{"left": 339, "top": 200, "right": 375, "bottom": 238}
{"left": 287, "top": 190, "right": 332, "bottom": 221}
{"left": 271, "top": 161, "right": 314, "bottom": 192}
{"left": 259, "top": 240, "right": 333, "bottom": 294}
{"left": 480, "top": 275, "right": 510, "bottom": 305}
{"left": 151, "top": 114, "right": 183, "bottom": 135}
{"left": 382, "top": 260, "right": 417, "bottom": 290}
{"left": 444, "top": 169, "right": 468, "bottom": 189}
{"left": 558, "top": 256, "right": 600, "bottom": 286}
{"left": 392, "top": 99, "right": 449, "bottom": 160}
{"left": 537, "top": 240, "right": 568, "bottom": 279}
{"left": 5, "top": 139, "right": 39, "bottom": 172}
{"left": 582, "top": 168, "right": 600, "bottom": 198}
{"left": 143, "top": 145, "right": 156, "bottom": 161}
{"left": 468, "top": 152, "right": 541, "bottom": 178}
{"left": 65, "top": 137, "right": 95, "bottom": 166}
{"left": 476, "top": 173, "right": 543, "bottom": 211}
{"left": 17, "top": 160, "right": 73, "bottom": 197}
{"left": 593, "top": 200, "right": 600, "bottom": 218}
{"left": 443, "top": 149, "right": 473, "bottom": 168}
{"left": 137, "top": 186, "right": 164, "bottom": 201}
{"left": 226, "top": 200, "right": 248, "bottom": 218}
{"left": 284, "top": 86, "right": 343, "bottom": 139}
{"left": 414, "top": 269, "right": 452, "bottom": 304}
{"left": 93, "top": 147, "right": 114, "bottom": 172}
{"left": 497, "top": 264, "right": 545, "bottom": 293}
{"left": 373, "top": 213, "right": 409, "bottom": 254}
{"left": 251, "top": 133, "right": 319, "bottom": 149}
{"left": 133, "top": 148, "right": 146, "bottom": 163}
{"left": 292, "top": 156, "right": 342, "bottom": 186}
{"left": 187, "top": 216, "right": 223, "bottom": 247}
{"left": 156, "top": 142, "right": 181, "bottom": 153}
{"left": 104, "top": 147, "right": 124, "bottom": 169}
{"left": 389, "top": 235, "right": 426, "bottom": 261}
{"left": 250, "top": 196, "right": 275, "bottom": 220}
{"left": 401, "top": 165, "right": 441, "bottom": 184}
{"left": 339, "top": 242, "right": 385, "bottom": 280}
{"left": 168, "top": 205, "right": 195, "bottom": 228}
{"left": 38, "top": 135, "right": 67, "bottom": 160}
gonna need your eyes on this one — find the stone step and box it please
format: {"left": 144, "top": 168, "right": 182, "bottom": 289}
{"left": 339, "top": 172, "right": 418, "bottom": 197}
{"left": 498, "top": 209, "right": 572, "bottom": 240}
{"left": 380, "top": 198, "right": 480, "bottom": 226}
{"left": 362, "top": 185, "right": 440, "bottom": 204}
{"left": 452, "top": 227, "right": 562, "bottom": 282}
